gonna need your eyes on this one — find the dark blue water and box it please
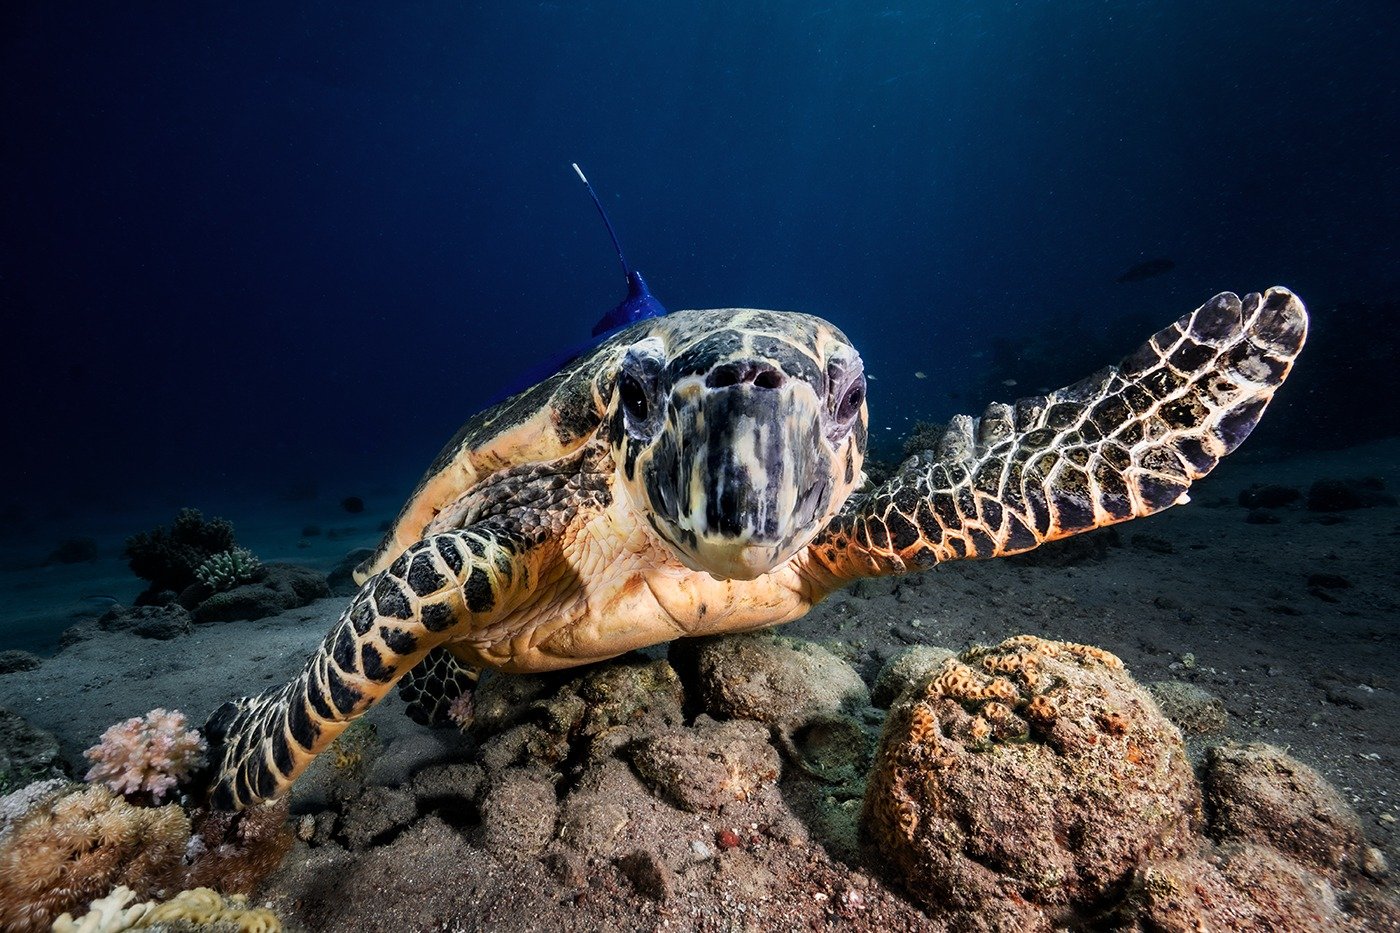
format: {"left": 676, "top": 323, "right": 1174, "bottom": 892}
{"left": 4, "top": 1, "right": 1397, "bottom": 522}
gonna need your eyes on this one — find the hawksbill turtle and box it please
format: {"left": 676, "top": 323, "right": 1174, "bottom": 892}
{"left": 198, "top": 287, "right": 1307, "bottom": 810}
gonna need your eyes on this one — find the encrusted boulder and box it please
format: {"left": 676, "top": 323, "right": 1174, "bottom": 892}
{"left": 189, "top": 563, "right": 330, "bottom": 624}
{"left": 863, "top": 635, "right": 1200, "bottom": 928}
{"left": 0, "top": 709, "right": 65, "bottom": 787}
{"left": 672, "top": 631, "right": 869, "bottom": 726}
{"left": 1203, "top": 742, "right": 1371, "bottom": 875}
{"left": 474, "top": 656, "right": 685, "bottom": 776}
{"left": 1124, "top": 843, "right": 1369, "bottom": 932}
{"left": 1148, "top": 680, "right": 1229, "bottom": 736}
{"left": 871, "top": 645, "right": 957, "bottom": 708}
{"left": 477, "top": 767, "right": 558, "bottom": 862}
{"left": 628, "top": 715, "right": 780, "bottom": 813}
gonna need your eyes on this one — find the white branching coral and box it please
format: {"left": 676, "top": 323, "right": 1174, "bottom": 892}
{"left": 84, "top": 708, "right": 207, "bottom": 803}
{"left": 52, "top": 885, "right": 282, "bottom": 933}
{"left": 194, "top": 547, "right": 264, "bottom": 592}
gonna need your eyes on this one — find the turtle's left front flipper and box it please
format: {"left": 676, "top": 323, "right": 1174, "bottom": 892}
{"left": 809, "top": 287, "right": 1307, "bottom": 582}
{"left": 191, "top": 527, "right": 534, "bottom": 811}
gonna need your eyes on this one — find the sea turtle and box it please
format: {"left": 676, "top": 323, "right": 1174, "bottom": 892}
{"left": 198, "top": 287, "right": 1307, "bottom": 810}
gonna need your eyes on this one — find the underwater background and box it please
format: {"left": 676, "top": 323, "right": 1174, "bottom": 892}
{"left": 4, "top": 6, "right": 1400, "bottom": 929}
{"left": 2, "top": 1, "right": 1398, "bottom": 645}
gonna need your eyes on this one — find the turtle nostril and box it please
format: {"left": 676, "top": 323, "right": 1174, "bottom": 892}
{"left": 753, "top": 369, "right": 784, "bottom": 390}
{"left": 707, "top": 366, "right": 741, "bottom": 388}
{"left": 706, "top": 362, "right": 786, "bottom": 390}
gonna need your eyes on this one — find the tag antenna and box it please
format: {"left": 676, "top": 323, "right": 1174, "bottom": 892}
{"left": 572, "top": 163, "right": 630, "bottom": 282}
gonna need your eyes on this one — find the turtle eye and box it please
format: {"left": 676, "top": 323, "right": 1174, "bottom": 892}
{"left": 825, "top": 356, "right": 866, "bottom": 444}
{"left": 620, "top": 373, "right": 649, "bottom": 423}
{"left": 616, "top": 344, "right": 666, "bottom": 439}
{"left": 837, "top": 379, "right": 865, "bottom": 422}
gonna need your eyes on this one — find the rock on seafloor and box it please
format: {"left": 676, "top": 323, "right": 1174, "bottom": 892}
{"left": 1148, "top": 679, "right": 1229, "bottom": 736}
{"left": 8, "top": 614, "right": 1396, "bottom": 931}
{"left": 190, "top": 563, "right": 330, "bottom": 624}
{"left": 871, "top": 644, "right": 957, "bottom": 708}
{"left": 862, "top": 635, "right": 1400, "bottom": 931}
{"left": 1204, "top": 742, "right": 1374, "bottom": 875}
{"left": 670, "top": 630, "right": 870, "bottom": 725}
{"left": 863, "top": 635, "right": 1201, "bottom": 929}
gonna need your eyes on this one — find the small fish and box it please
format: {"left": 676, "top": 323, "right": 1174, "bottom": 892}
{"left": 1002, "top": 379, "right": 1018, "bottom": 387}
{"left": 1115, "top": 258, "right": 1176, "bottom": 284}
{"left": 914, "top": 371, "right": 927, "bottom": 379}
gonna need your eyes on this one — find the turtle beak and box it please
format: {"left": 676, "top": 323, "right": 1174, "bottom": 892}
{"left": 641, "top": 361, "right": 835, "bottom": 580}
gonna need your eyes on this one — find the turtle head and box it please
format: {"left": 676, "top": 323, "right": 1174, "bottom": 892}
{"left": 606, "top": 311, "right": 868, "bottom": 580}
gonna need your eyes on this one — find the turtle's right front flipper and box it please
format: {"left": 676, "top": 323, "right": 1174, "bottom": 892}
{"left": 195, "top": 527, "right": 534, "bottom": 811}
{"left": 808, "top": 287, "right": 1307, "bottom": 582}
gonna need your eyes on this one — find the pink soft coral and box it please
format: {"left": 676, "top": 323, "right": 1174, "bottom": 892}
{"left": 84, "top": 708, "right": 207, "bottom": 803}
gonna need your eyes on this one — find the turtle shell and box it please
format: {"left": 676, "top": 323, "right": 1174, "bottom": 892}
{"left": 353, "top": 331, "right": 632, "bottom": 583}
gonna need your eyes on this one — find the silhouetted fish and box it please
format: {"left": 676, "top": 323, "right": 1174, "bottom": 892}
{"left": 1116, "top": 258, "right": 1175, "bottom": 283}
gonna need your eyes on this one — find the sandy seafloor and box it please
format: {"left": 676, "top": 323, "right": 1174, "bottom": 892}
{"left": 1, "top": 437, "right": 1397, "bottom": 930}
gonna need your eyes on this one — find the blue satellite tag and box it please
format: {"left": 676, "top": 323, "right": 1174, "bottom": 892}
{"left": 572, "top": 163, "right": 667, "bottom": 336}
{"left": 484, "top": 165, "right": 668, "bottom": 406}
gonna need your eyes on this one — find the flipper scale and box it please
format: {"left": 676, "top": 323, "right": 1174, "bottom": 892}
{"left": 811, "top": 287, "right": 1307, "bottom": 579}
{"left": 193, "top": 527, "right": 531, "bottom": 810}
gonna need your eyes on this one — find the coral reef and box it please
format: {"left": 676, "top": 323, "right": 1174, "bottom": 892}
{"left": 0, "top": 773, "right": 293, "bottom": 931}
{"left": 0, "top": 776, "right": 68, "bottom": 837}
{"left": 114, "top": 514, "right": 324, "bottom": 623}
{"left": 124, "top": 508, "right": 236, "bottom": 601}
{"left": 182, "top": 798, "right": 294, "bottom": 894}
{"left": 862, "top": 635, "right": 1200, "bottom": 928}
{"left": 0, "top": 783, "right": 190, "bottom": 933}
{"left": 189, "top": 563, "right": 330, "bottom": 624}
{"left": 52, "top": 884, "right": 282, "bottom": 933}
{"left": 84, "top": 708, "right": 206, "bottom": 803}
{"left": 198, "top": 628, "right": 1395, "bottom": 930}
{"left": 194, "top": 547, "right": 266, "bottom": 594}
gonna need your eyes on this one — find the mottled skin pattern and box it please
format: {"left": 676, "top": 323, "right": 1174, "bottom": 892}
{"left": 198, "top": 289, "right": 1307, "bottom": 811}
{"left": 809, "top": 288, "right": 1308, "bottom": 577}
